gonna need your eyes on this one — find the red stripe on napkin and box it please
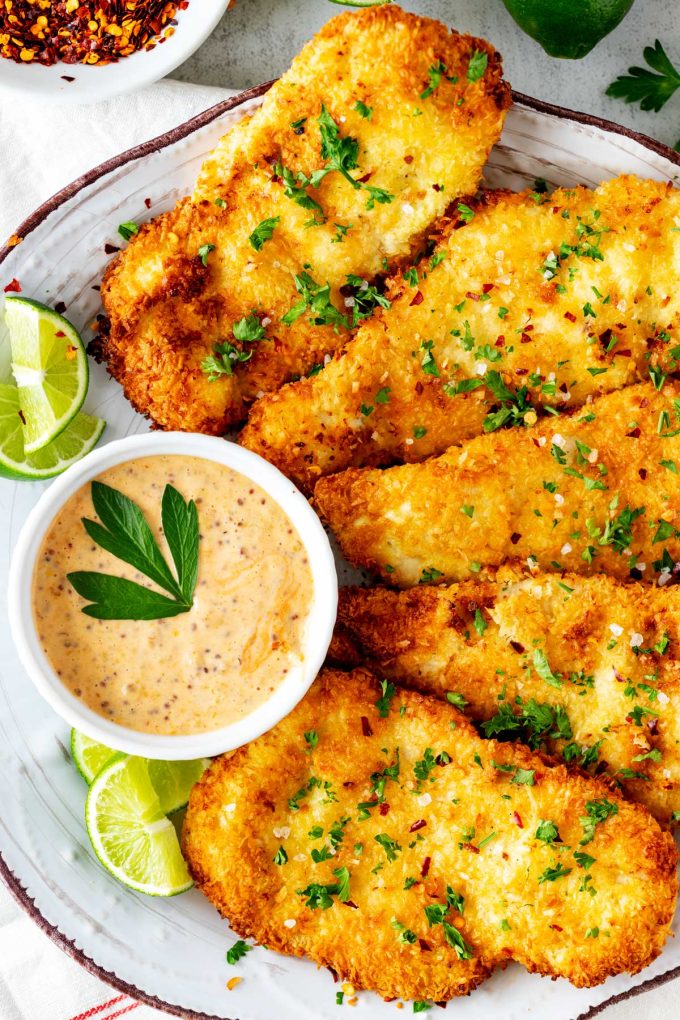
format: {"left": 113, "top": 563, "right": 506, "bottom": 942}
{"left": 68, "top": 997, "right": 127, "bottom": 1020}
{"left": 105, "top": 1004, "right": 140, "bottom": 1020}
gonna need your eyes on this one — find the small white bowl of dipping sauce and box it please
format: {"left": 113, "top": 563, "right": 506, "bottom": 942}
{"left": 8, "top": 432, "right": 337, "bottom": 759}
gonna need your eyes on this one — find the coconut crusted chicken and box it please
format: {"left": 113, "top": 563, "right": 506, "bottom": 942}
{"left": 99, "top": 6, "right": 509, "bottom": 433}
{"left": 314, "top": 381, "right": 680, "bottom": 587}
{"left": 182, "top": 669, "right": 677, "bottom": 1004}
{"left": 241, "top": 176, "right": 680, "bottom": 491}
{"left": 330, "top": 570, "right": 680, "bottom": 824}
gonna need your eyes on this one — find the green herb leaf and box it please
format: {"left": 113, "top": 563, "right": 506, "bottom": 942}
{"left": 118, "top": 221, "right": 139, "bottom": 241}
{"left": 354, "top": 100, "right": 372, "bottom": 119}
{"left": 226, "top": 940, "right": 251, "bottom": 964}
{"left": 606, "top": 40, "right": 680, "bottom": 112}
{"left": 68, "top": 482, "right": 199, "bottom": 621}
{"left": 467, "top": 50, "right": 488, "bottom": 83}
{"left": 197, "top": 243, "right": 215, "bottom": 266}
{"left": 249, "top": 216, "right": 280, "bottom": 252}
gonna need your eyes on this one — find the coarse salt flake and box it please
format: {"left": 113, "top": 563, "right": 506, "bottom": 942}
{"left": 630, "top": 633, "right": 644, "bottom": 648}
{"left": 417, "top": 792, "right": 432, "bottom": 807}
{"left": 273, "top": 826, "right": 290, "bottom": 839}
{"left": 283, "top": 919, "right": 296, "bottom": 929}
{"left": 609, "top": 623, "right": 623, "bottom": 637}
{"left": 560, "top": 543, "right": 572, "bottom": 555}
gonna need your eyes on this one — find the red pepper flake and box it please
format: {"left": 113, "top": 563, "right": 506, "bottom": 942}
{"left": 409, "top": 819, "right": 427, "bottom": 832}
{"left": 639, "top": 468, "right": 647, "bottom": 480}
{"left": 647, "top": 718, "right": 659, "bottom": 735}
{"left": 357, "top": 171, "right": 373, "bottom": 184}
{"left": 55, "top": 330, "right": 66, "bottom": 338}
{"left": 420, "top": 856, "right": 431, "bottom": 877}
{"left": 465, "top": 291, "right": 479, "bottom": 301}
{"left": 510, "top": 640, "right": 525, "bottom": 653}
{"left": 564, "top": 311, "right": 577, "bottom": 323}
{"left": 61, "top": 75, "right": 75, "bottom": 82}
{"left": 640, "top": 397, "right": 649, "bottom": 408}
{"left": 403, "top": 155, "right": 414, "bottom": 164}
{"left": 523, "top": 324, "right": 534, "bottom": 332}
{"left": 512, "top": 811, "right": 523, "bottom": 828}
{"left": 410, "top": 291, "right": 424, "bottom": 307}
{"left": 510, "top": 532, "right": 521, "bottom": 545}
{"left": 495, "top": 336, "right": 505, "bottom": 347}
{"left": 614, "top": 349, "right": 632, "bottom": 357}
{"left": 104, "top": 243, "right": 120, "bottom": 255}
{"left": 379, "top": 802, "right": 390, "bottom": 816}
{"left": 482, "top": 283, "right": 494, "bottom": 294}
{"left": 343, "top": 900, "right": 358, "bottom": 909}
{"left": 0, "top": 0, "right": 187, "bottom": 67}
{"left": 360, "top": 716, "right": 373, "bottom": 737}
{"left": 144, "top": 197, "right": 152, "bottom": 209}
{"left": 520, "top": 332, "right": 532, "bottom": 344}
{"left": 515, "top": 368, "right": 528, "bottom": 376}
{"left": 418, "top": 939, "right": 431, "bottom": 952}
{"left": 54, "top": 299, "right": 67, "bottom": 312}
{"left": 17, "top": 409, "right": 26, "bottom": 425}
{"left": 4, "top": 278, "right": 21, "bottom": 293}
{"left": 415, "top": 380, "right": 423, "bottom": 395}
{"left": 549, "top": 924, "right": 563, "bottom": 932}
{"left": 627, "top": 427, "right": 641, "bottom": 438}
{"left": 432, "top": 183, "right": 442, "bottom": 192}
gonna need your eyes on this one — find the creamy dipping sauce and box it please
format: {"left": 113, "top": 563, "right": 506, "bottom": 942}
{"left": 32, "top": 455, "right": 313, "bottom": 736}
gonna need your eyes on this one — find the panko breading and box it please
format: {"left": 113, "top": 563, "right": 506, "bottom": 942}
{"left": 330, "top": 571, "right": 680, "bottom": 824}
{"left": 99, "top": 7, "right": 509, "bottom": 434}
{"left": 182, "top": 668, "right": 677, "bottom": 1002}
{"left": 241, "top": 177, "right": 680, "bottom": 491}
{"left": 314, "top": 381, "right": 680, "bottom": 587}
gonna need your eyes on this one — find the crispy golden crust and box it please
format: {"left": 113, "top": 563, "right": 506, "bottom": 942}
{"left": 100, "top": 6, "right": 509, "bottom": 434}
{"left": 330, "top": 570, "right": 680, "bottom": 823}
{"left": 314, "top": 381, "right": 680, "bottom": 587}
{"left": 183, "top": 668, "right": 677, "bottom": 1001}
{"left": 241, "top": 176, "right": 680, "bottom": 491}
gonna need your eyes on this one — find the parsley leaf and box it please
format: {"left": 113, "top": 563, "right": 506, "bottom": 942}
{"left": 579, "top": 799, "right": 618, "bottom": 845}
{"left": 197, "top": 243, "right": 215, "bottom": 266}
{"left": 533, "top": 649, "right": 563, "bottom": 689}
{"left": 354, "top": 100, "right": 372, "bottom": 119}
{"left": 67, "top": 482, "right": 199, "bottom": 621}
{"left": 467, "top": 50, "right": 488, "bottom": 83}
{"left": 282, "top": 271, "right": 348, "bottom": 330}
{"left": 118, "top": 221, "right": 138, "bottom": 241}
{"left": 606, "top": 40, "right": 680, "bottom": 112}
{"left": 317, "top": 105, "right": 361, "bottom": 189}
{"left": 376, "top": 679, "right": 396, "bottom": 718}
{"left": 538, "top": 863, "right": 572, "bottom": 884}
{"left": 226, "top": 940, "right": 251, "bottom": 964}
{"left": 421, "top": 59, "right": 458, "bottom": 99}
{"left": 249, "top": 216, "right": 280, "bottom": 252}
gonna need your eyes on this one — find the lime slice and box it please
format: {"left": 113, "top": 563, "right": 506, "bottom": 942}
{"left": 4, "top": 296, "right": 88, "bottom": 453}
{"left": 146, "top": 758, "right": 211, "bottom": 814}
{"left": 0, "top": 383, "right": 105, "bottom": 480}
{"left": 85, "top": 755, "right": 193, "bottom": 896}
{"left": 70, "top": 729, "right": 117, "bottom": 784}
{"left": 70, "top": 729, "right": 209, "bottom": 811}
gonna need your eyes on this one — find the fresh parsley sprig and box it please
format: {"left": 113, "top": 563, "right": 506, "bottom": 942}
{"left": 67, "top": 482, "right": 199, "bottom": 620}
{"left": 606, "top": 40, "right": 680, "bottom": 113}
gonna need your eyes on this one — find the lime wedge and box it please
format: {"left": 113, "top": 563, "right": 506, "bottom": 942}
{"left": 0, "top": 383, "right": 105, "bottom": 480}
{"left": 4, "top": 296, "right": 88, "bottom": 453}
{"left": 70, "top": 729, "right": 209, "bottom": 811}
{"left": 85, "top": 755, "right": 193, "bottom": 896}
{"left": 70, "top": 729, "right": 117, "bottom": 784}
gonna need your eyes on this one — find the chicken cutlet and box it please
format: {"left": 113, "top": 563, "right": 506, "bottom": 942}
{"left": 241, "top": 176, "right": 680, "bottom": 491}
{"left": 330, "top": 570, "right": 680, "bottom": 824}
{"left": 314, "top": 381, "right": 680, "bottom": 587}
{"left": 99, "top": 6, "right": 509, "bottom": 434}
{"left": 182, "top": 668, "right": 677, "bottom": 1002}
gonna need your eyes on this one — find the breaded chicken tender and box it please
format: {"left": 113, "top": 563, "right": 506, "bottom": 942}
{"left": 330, "top": 570, "right": 680, "bottom": 823}
{"left": 314, "top": 382, "right": 680, "bottom": 587}
{"left": 182, "top": 669, "right": 677, "bottom": 1002}
{"left": 242, "top": 177, "right": 680, "bottom": 491}
{"left": 100, "top": 7, "right": 509, "bottom": 434}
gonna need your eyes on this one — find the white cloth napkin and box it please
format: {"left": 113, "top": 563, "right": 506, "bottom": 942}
{"left": 0, "top": 74, "right": 677, "bottom": 1020}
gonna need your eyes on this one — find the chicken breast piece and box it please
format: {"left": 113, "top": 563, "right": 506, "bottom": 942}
{"left": 329, "top": 570, "right": 680, "bottom": 823}
{"left": 314, "top": 381, "right": 680, "bottom": 587}
{"left": 241, "top": 177, "right": 680, "bottom": 491}
{"left": 182, "top": 668, "right": 677, "bottom": 1003}
{"left": 99, "top": 6, "right": 509, "bottom": 433}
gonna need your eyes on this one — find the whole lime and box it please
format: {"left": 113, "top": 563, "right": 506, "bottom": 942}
{"left": 501, "top": 0, "right": 636, "bottom": 59}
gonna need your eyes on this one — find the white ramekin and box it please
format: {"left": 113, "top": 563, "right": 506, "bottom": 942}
{"left": 8, "top": 432, "right": 337, "bottom": 760}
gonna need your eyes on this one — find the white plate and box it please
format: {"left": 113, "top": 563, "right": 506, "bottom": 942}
{"left": 0, "top": 0, "right": 230, "bottom": 105}
{"left": 1, "top": 87, "right": 680, "bottom": 1020}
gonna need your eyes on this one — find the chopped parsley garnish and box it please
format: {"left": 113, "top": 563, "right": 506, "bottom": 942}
{"left": 226, "top": 940, "right": 250, "bottom": 964}
{"left": 538, "top": 862, "right": 572, "bottom": 884}
{"left": 298, "top": 867, "right": 351, "bottom": 909}
{"left": 482, "top": 697, "right": 572, "bottom": 751}
{"left": 354, "top": 100, "right": 372, "bottom": 119}
{"left": 232, "top": 311, "right": 266, "bottom": 343}
{"left": 533, "top": 649, "right": 563, "bottom": 689}
{"left": 375, "top": 679, "right": 396, "bottom": 718}
{"left": 482, "top": 370, "right": 535, "bottom": 432}
{"left": 446, "top": 691, "right": 469, "bottom": 709}
{"left": 467, "top": 49, "right": 488, "bottom": 83}
{"left": 248, "top": 216, "right": 280, "bottom": 252}
{"left": 275, "top": 162, "right": 325, "bottom": 223}
{"left": 535, "top": 820, "right": 560, "bottom": 844}
{"left": 579, "top": 799, "right": 618, "bottom": 845}
{"left": 316, "top": 104, "right": 361, "bottom": 190}
{"left": 473, "top": 609, "right": 487, "bottom": 637}
{"left": 420, "top": 339, "right": 440, "bottom": 376}
{"left": 118, "top": 220, "right": 138, "bottom": 241}
{"left": 345, "top": 274, "right": 391, "bottom": 326}
{"left": 365, "top": 185, "right": 394, "bottom": 209}
{"left": 574, "top": 850, "right": 596, "bottom": 870}
{"left": 391, "top": 917, "right": 417, "bottom": 944}
{"left": 282, "top": 271, "right": 348, "bottom": 330}
{"left": 421, "top": 59, "right": 458, "bottom": 99}
{"left": 304, "top": 730, "right": 319, "bottom": 751}
{"left": 443, "top": 922, "right": 474, "bottom": 959}
{"left": 273, "top": 846, "right": 288, "bottom": 866}
{"left": 197, "top": 243, "right": 215, "bottom": 266}
{"left": 413, "top": 425, "right": 427, "bottom": 439}
{"left": 419, "top": 566, "right": 445, "bottom": 584}
{"left": 374, "top": 832, "right": 402, "bottom": 861}
{"left": 202, "top": 341, "right": 251, "bottom": 380}
{"left": 457, "top": 202, "right": 475, "bottom": 223}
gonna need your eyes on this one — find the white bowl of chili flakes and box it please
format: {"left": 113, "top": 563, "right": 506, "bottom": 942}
{"left": 0, "top": 0, "right": 230, "bottom": 104}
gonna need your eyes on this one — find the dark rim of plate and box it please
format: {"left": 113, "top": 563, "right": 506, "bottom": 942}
{"left": 0, "top": 82, "right": 679, "bottom": 1019}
